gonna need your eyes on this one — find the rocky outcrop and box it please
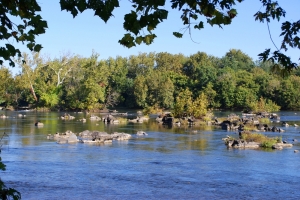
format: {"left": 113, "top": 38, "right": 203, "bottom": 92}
{"left": 272, "top": 143, "right": 293, "bottom": 150}
{"left": 47, "top": 130, "right": 132, "bottom": 144}
{"left": 223, "top": 137, "right": 260, "bottom": 149}
{"left": 61, "top": 113, "right": 75, "bottom": 120}
{"left": 223, "top": 136, "right": 293, "bottom": 150}
{"left": 47, "top": 130, "right": 78, "bottom": 144}
{"left": 128, "top": 116, "right": 148, "bottom": 123}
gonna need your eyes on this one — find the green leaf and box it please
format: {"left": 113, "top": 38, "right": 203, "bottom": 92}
{"left": 27, "top": 42, "right": 35, "bottom": 51}
{"left": 33, "top": 44, "right": 43, "bottom": 52}
{"left": 173, "top": 32, "right": 183, "bottom": 38}
{"left": 5, "top": 44, "right": 16, "bottom": 53}
{"left": 158, "top": 9, "right": 168, "bottom": 20}
{"left": 143, "top": 34, "right": 156, "bottom": 45}
{"left": 135, "top": 36, "right": 143, "bottom": 45}
{"left": 123, "top": 11, "right": 140, "bottom": 35}
{"left": 77, "top": 0, "right": 87, "bottom": 13}
{"left": 258, "top": 49, "right": 270, "bottom": 62}
{"left": 194, "top": 21, "right": 204, "bottom": 29}
{"left": 119, "top": 34, "right": 136, "bottom": 48}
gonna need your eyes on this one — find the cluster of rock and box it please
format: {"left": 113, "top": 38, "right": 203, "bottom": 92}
{"left": 47, "top": 130, "right": 78, "bottom": 143}
{"left": 222, "top": 136, "right": 260, "bottom": 149}
{"left": 78, "top": 130, "right": 131, "bottom": 143}
{"left": 128, "top": 116, "right": 149, "bottom": 123}
{"left": 214, "top": 113, "right": 286, "bottom": 132}
{"left": 86, "top": 110, "right": 147, "bottom": 124}
{"left": 155, "top": 113, "right": 194, "bottom": 126}
{"left": 61, "top": 113, "right": 76, "bottom": 120}
{"left": 47, "top": 130, "right": 147, "bottom": 144}
{"left": 222, "top": 132, "right": 293, "bottom": 150}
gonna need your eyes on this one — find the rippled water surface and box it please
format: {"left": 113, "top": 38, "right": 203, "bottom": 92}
{"left": 1, "top": 110, "right": 300, "bottom": 199}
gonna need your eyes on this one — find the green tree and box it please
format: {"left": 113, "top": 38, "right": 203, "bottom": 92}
{"left": 234, "top": 86, "right": 257, "bottom": 109}
{"left": 188, "top": 92, "right": 209, "bottom": 118}
{"left": 215, "top": 69, "right": 236, "bottom": 109}
{"left": 106, "top": 56, "right": 129, "bottom": 106}
{"left": 277, "top": 76, "right": 300, "bottom": 109}
{"left": 249, "top": 97, "right": 280, "bottom": 112}
{"left": 156, "top": 76, "right": 175, "bottom": 109}
{"left": 38, "top": 86, "right": 60, "bottom": 109}
{"left": 221, "top": 49, "right": 255, "bottom": 71}
{"left": 79, "top": 54, "right": 107, "bottom": 110}
{"left": 173, "top": 88, "right": 193, "bottom": 118}
{"left": 155, "top": 52, "right": 185, "bottom": 74}
{"left": 15, "top": 53, "right": 40, "bottom": 103}
{"left": 127, "top": 53, "right": 155, "bottom": 79}
{"left": 0, "top": 67, "right": 14, "bottom": 107}
{"left": 133, "top": 75, "right": 148, "bottom": 107}
{"left": 60, "top": 64, "right": 86, "bottom": 110}
{"left": 203, "top": 82, "right": 219, "bottom": 108}
{"left": 11, "top": 74, "right": 29, "bottom": 107}
{"left": 183, "top": 52, "right": 217, "bottom": 96}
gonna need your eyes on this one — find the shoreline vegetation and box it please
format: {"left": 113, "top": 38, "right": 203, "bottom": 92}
{"left": 0, "top": 50, "right": 300, "bottom": 113}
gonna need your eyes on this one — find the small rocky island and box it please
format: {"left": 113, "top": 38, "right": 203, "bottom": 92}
{"left": 47, "top": 130, "right": 145, "bottom": 144}
{"left": 222, "top": 131, "right": 293, "bottom": 150}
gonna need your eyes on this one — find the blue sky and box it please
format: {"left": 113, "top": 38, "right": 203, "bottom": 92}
{"left": 7, "top": 0, "right": 300, "bottom": 72}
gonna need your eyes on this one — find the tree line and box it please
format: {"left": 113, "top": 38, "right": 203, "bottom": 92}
{"left": 0, "top": 49, "right": 299, "bottom": 114}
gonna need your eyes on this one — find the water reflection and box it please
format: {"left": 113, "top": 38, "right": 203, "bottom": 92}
{"left": 1, "top": 110, "right": 300, "bottom": 199}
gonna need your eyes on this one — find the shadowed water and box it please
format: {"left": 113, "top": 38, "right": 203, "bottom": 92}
{"left": 1, "top": 110, "right": 300, "bottom": 199}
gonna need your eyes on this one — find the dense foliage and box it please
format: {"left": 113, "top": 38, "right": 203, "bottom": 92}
{"left": 0, "top": 49, "right": 299, "bottom": 112}
{"left": 0, "top": 1, "right": 299, "bottom": 72}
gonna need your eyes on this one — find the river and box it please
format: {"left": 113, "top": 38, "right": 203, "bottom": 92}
{"left": 1, "top": 110, "right": 300, "bottom": 199}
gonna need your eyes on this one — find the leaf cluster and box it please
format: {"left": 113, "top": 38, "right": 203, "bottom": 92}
{"left": 255, "top": 0, "right": 299, "bottom": 74}
{"left": 0, "top": 0, "right": 47, "bottom": 67}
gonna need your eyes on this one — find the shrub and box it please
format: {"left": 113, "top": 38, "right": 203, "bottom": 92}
{"left": 240, "top": 132, "right": 281, "bottom": 148}
{"left": 259, "top": 117, "right": 271, "bottom": 124}
{"left": 143, "top": 105, "right": 163, "bottom": 115}
{"left": 243, "top": 125, "right": 258, "bottom": 131}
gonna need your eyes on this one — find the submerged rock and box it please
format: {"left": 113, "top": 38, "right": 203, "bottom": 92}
{"left": 137, "top": 131, "right": 147, "bottom": 136}
{"left": 35, "top": 121, "right": 44, "bottom": 127}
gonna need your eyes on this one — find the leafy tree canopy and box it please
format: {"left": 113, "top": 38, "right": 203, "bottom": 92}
{"left": 0, "top": 0, "right": 299, "bottom": 73}
{"left": 0, "top": 0, "right": 47, "bottom": 67}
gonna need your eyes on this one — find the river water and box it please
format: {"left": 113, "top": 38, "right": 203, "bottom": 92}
{"left": 1, "top": 110, "right": 300, "bottom": 199}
